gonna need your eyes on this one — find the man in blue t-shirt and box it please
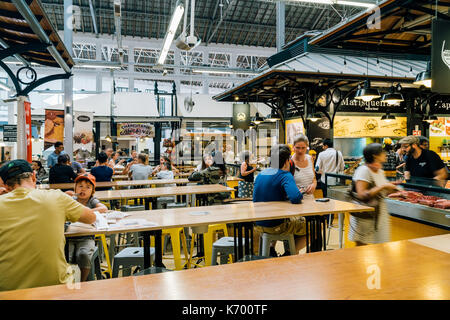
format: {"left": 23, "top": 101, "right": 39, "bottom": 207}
{"left": 47, "top": 141, "right": 65, "bottom": 168}
{"left": 90, "top": 152, "right": 113, "bottom": 191}
{"left": 253, "top": 144, "right": 305, "bottom": 256}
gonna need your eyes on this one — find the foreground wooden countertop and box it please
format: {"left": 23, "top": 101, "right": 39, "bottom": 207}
{"left": 1, "top": 235, "right": 448, "bottom": 300}
{"left": 64, "top": 199, "right": 374, "bottom": 237}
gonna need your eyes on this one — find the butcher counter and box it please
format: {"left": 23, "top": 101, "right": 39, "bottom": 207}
{"left": 324, "top": 173, "right": 450, "bottom": 249}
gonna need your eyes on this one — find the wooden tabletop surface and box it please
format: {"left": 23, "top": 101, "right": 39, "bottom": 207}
{"left": 94, "top": 184, "right": 234, "bottom": 201}
{"left": 37, "top": 179, "right": 190, "bottom": 190}
{"left": 112, "top": 175, "right": 129, "bottom": 180}
{"left": 64, "top": 198, "right": 373, "bottom": 237}
{"left": 2, "top": 234, "right": 448, "bottom": 300}
{"left": 114, "top": 173, "right": 190, "bottom": 180}
{"left": 37, "top": 177, "right": 240, "bottom": 190}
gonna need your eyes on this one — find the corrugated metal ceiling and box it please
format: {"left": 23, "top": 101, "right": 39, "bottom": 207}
{"left": 40, "top": 0, "right": 366, "bottom": 47}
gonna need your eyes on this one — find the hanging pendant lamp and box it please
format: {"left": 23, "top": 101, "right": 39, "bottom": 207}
{"left": 414, "top": 61, "right": 432, "bottom": 88}
{"left": 381, "top": 112, "right": 396, "bottom": 122}
{"left": 382, "top": 85, "right": 404, "bottom": 106}
{"left": 252, "top": 112, "right": 264, "bottom": 125}
{"left": 355, "top": 80, "right": 381, "bottom": 102}
{"left": 423, "top": 115, "right": 438, "bottom": 124}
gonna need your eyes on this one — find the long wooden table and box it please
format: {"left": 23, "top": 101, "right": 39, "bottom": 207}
{"left": 113, "top": 172, "right": 191, "bottom": 180}
{"left": 37, "top": 179, "right": 190, "bottom": 190}
{"left": 37, "top": 177, "right": 241, "bottom": 190}
{"left": 2, "top": 234, "right": 448, "bottom": 300}
{"left": 65, "top": 199, "right": 373, "bottom": 269}
{"left": 94, "top": 184, "right": 234, "bottom": 207}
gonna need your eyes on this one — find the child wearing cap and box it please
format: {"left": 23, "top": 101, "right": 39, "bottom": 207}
{"left": 66, "top": 174, "right": 108, "bottom": 282}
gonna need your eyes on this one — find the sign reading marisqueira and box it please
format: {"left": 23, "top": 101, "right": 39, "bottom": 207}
{"left": 338, "top": 96, "right": 406, "bottom": 113}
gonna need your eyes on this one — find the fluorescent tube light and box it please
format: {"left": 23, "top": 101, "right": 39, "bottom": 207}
{"left": 0, "top": 82, "right": 11, "bottom": 91}
{"left": 157, "top": 2, "right": 184, "bottom": 65}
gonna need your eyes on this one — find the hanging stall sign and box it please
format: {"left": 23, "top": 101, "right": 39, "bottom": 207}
{"left": 430, "top": 96, "right": 450, "bottom": 114}
{"left": 334, "top": 116, "right": 407, "bottom": 138}
{"left": 285, "top": 101, "right": 305, "bottom": 119}
{"left": 73, "top": 111, "right": 94, "bottom": 152}
{"left": 2, "top": 125, "right": 17, "bottom": 142}
{"left": 232, "top": 103, "right": 250, "bottom": 130}
{"left": 117, "top": 123, "right": 155, "bottom": 138}
{"left": 24, "top": 101, "right": 32, "bottom": 162}
{"left": 286, "top": 118, "right": 305, "bottom": 148}
{"left": 44, "top": 109, "right": 65, "bottom": 150}
{"left": 337, "top": 95, "right": 406, "bottom": 113}
{"left": 432, "top": 19, "right": 450, "bottom": 94}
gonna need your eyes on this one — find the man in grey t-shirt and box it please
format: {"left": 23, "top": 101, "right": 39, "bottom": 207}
{"left": 126, "top": 153, "right": 152, "bottom": 180}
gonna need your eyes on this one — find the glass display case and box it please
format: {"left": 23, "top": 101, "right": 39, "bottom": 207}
{"left": 324, "top": 173, "right": 450, "bottom": 230}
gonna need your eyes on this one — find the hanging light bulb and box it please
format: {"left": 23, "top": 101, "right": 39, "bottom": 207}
{"left": 252, "top": 112, "right": 264, "bottom": 125}
{"left": 307, "top": 112, "right": 322, "bottom": 122}
{"left": 381, "top": 84, "right": 404, "bottom": 106}
{"left": 266, "top": 109, "right": 281, "bottom": 122}
{"left": 355, "top": 80, "right": 381, "bottom": 102}
{"left": 381, "top": 112, "right": 396, "bottom": 122}
{"left": 423, "top": 115, "right": 438, "bottom": 123}
{"left": 414, "top": 61, "right": 432, "bottom": 88}
{"left": 105, "top": 135, "right": 112, "bottom": 142}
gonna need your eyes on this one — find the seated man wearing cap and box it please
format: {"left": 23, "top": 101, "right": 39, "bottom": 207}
{"left": 399, "top": 135, "right": 448, "bottom": 182}
{"left": 65, "top": 174, "right": 108, "bottom": 282}
{"left": 0, "top": 160, "right": 97, "bottom": 291}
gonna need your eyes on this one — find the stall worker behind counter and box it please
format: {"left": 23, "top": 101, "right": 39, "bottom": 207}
{"left": 399, "top": 135, "right": 448, "bottom": 184}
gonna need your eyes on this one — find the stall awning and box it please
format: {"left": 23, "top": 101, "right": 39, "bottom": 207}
{"left": 306, "top": 0, "right": 450, "bottom": 55}
{"left": 0, "top": 0, "right": 74, "bottom": 69}
{"left": 213, "top": 50, "right": 427, "bottom": 103}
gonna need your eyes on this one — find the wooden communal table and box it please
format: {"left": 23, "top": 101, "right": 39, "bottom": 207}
{"left": 92, "top": 184, "right": 234, "bottom": 268}
{"left": 113, "top": 172, "right": 191, "bottom": 180}
{"left": 2, "top": 234, "right": 448, "bottom": 300}
{"left": 36, "top": 179, "right": 190, "bottom": 190}
{"left": 112, "top": 175, "right": 129, "bottom": 180}
{"left": 65, "top": 198, "right": 372, "bottom": 269}
{"left": 94, "top": 184, "right": 234, "bottom": 210}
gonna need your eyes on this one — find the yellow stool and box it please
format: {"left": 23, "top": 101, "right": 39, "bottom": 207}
{"left": 94, "top": 234, "right": 112, "bottom": 278}
{"left": 101, "top": 201, "right": 111, "bottom": 210}
{"left": 204, "top": 224, "right": 229, "bottom": 266}
{"left": 161, "top": 228, "right": 189, "bottom": 270}
{"left": 188, "top": 224, "right": 229, "bottom": 268}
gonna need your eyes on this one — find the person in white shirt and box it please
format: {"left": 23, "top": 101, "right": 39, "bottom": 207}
{"left": 316, "top": 138, "right": 345, "bottom": 196}
{"left": 224, "top": 144, "right": 235, "bottom": 164}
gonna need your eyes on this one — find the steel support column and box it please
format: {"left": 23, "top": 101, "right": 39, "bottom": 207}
{"left": 64, "top": 0, "right": 74, "bottom": 161}
{"left": 276, "top": 1, "right": 285, "bottom": 53}
{"left": 154, "top": 122, "right": 161, "bottom": 163}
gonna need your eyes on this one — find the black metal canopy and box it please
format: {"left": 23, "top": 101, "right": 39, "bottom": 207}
{"left": 0, "top": 0, "right": 74, "bottom": 96}
{"left": 213, "top": 69, "right": 418, "bottom": 104}
{"left": 306, "top": 0, "right": 450, "bottom": 55}
{"left": 0, "top": 0, "right": 74, "bottom": 68}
